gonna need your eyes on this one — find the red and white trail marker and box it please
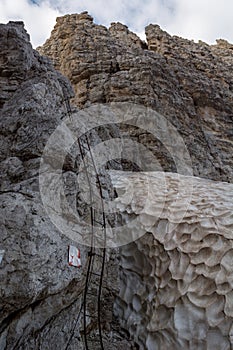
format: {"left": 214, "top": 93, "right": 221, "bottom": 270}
{"left": 68, "top": 245, "right": 81, "bottom": 268}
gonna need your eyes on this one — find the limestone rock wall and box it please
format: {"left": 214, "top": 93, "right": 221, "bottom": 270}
{"left": 38, "top": 12, "right": 233, "bottom": 183}
{"left": 112, "top": 172, "right": 233, "bottom": 349}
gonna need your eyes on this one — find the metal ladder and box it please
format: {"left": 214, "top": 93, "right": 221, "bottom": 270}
{"left": 63, "top": 96, "right": 107, "bottom": 350}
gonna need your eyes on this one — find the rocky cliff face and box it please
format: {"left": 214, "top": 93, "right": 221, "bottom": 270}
{"left": 0, "top": 12, "right": 233, "bottom": 350}
{"left": 37, "top": 13, "right": 233, "bottom": 349}
{"left": 0, "top": 21, "right": 134, "bottom": 350}
{"left": 0, "top": 20, "right": 83, "bottom": 350}
{"left": 38, "top": 12, "right": 233, "bottom": 183}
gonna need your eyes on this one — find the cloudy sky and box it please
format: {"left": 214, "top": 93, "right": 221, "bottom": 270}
{"left": 0, "top": 0, "right": 232, "bottom": 47}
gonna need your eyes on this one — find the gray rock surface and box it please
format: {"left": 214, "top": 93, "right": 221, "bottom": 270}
{"left": 0, "top": 20, "right": 82, "bottom": 350}
{"left": 0, "top": 21, "right": 134, "bottom": 350}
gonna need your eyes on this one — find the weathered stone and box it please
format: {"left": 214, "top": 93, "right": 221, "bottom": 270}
{"left": 39, "top": 14, "right": 233, "bottom": 183}
{"left": 0, "top": 21, "right": 135, "bottom": 350}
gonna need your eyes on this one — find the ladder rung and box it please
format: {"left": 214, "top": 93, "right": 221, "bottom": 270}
{"left": 93, "top": 237, "right": 106, "bottom": 244}
{"left": 90, "top": 199, "right": 103, "bottom": 207}
{"left": 79, "top": 171, "right": 94, "bottom": 181}
{"left": 81, "top": 308, "right": 97, "bottom": 316}
{"left": 93, "top": 219, "right": 104, "bottom": 226}
{"left": 93, "top": 227, "right": 105, "bottom": 232}
{"left": 91, "top": 272, "right": 101, "bottom": 277}
{"left": 87, "top": 291, "right": 98, "bottom": 297}
{"left": 87, "top": 189, "right": 103, "bottom": 199}
{"left": 88, "top": 251, "right": 95, "bottom": 257}
{"left": 80, "top": 162, "right": 95, "bottom": 172}
{"left": 94, "top": 253, "right": 104, "bottom": 258}
{"left": 85, "top": 313, "right": 97, "bottom": 318}
{"left": 82, "top": 174, "right": 97, "bottom": 184}
{"left": 88, "top": 252, "right": 104, "bottom": 258}
{"left": 86, "top": 338, "right": 100, "bottom": 342}
{"left": 79, "top": 143, "right": 90, "bottom": 153}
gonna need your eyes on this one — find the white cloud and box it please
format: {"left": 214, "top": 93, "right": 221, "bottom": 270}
{"left": 0, "top": 0, "right": 232, "bottom": 47}
{"left": 46, "top": 0, "right": 174, "bottom": 34}
{"left": 0, "top": 0, "right": 60, "bottom": 47}
{"left": 167, "top": 0, "right": 233, "bottom": 43}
